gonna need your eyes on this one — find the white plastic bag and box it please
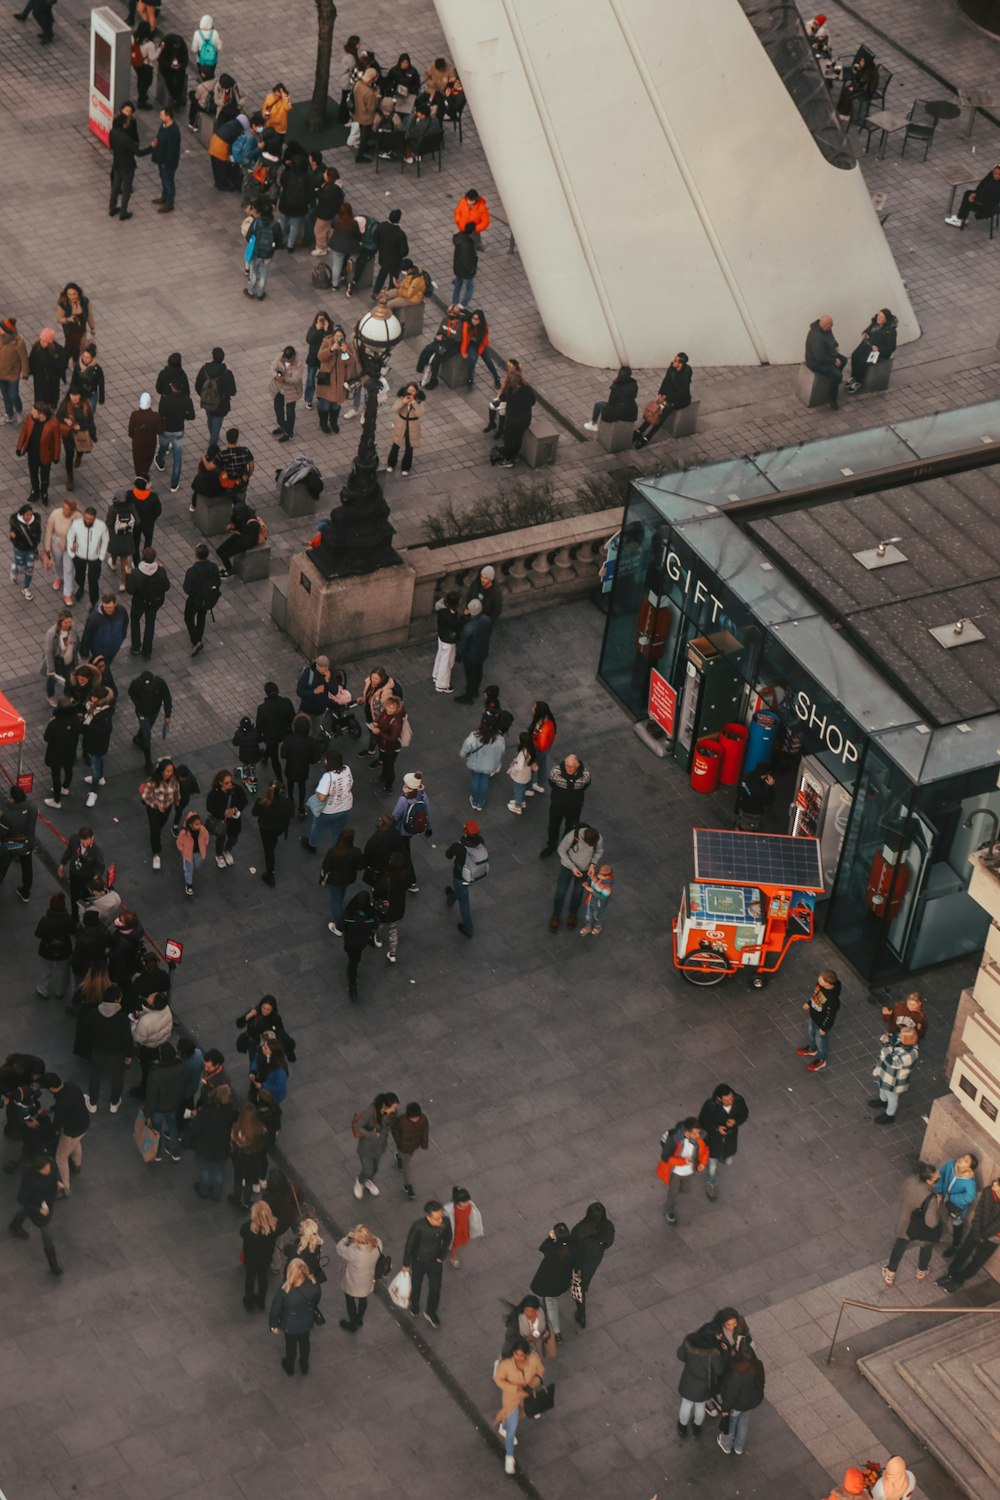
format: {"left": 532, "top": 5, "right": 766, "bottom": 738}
{"left": 388, "top": 1269, "right": 412, "bottom": 1309}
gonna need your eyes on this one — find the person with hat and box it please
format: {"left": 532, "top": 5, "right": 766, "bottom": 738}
{"left": 9, "top": 501, "right": 41, "bottom": 602}
{"left": 821, "top": 1468, "right": 866, "bottom": 1500}
{"left": 0, "top": 786, "right": 37, "bottom": 902}
{"left": 0, "top": 316, "right": 29, "bottom": 423}
{"left": 870, "top": 1023, "right": 919, "bottom": 1123}
{"left": 270, "top": 346, "right": 303, "bottom": 443}
{"left": 455, "top": 598, "right": 492, "bottom": 705}
{"left": 391, "top": 773, "right": 431, "bottom": 888}
{"left": 444, "top": 820, "right": 487, "bottom": 938}
{"left": 466, "top": 563, "right": 503, "bottom": 622}
{"left": 128, "top": 394, "right": 163, "bottom": 476}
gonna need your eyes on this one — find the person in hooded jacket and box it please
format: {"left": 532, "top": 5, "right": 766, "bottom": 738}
{"left": 568, "top": 1202, "right": 615, "bottom": 1329}
{"left": 698, "top": 1083, "right": 750, "bottom": 1201}
{"left": 128, "top": 669, "right": 172, "bottom": 772}
{"left": 81, "top": 983, "right": 132, "bottom": 1112}
{"left": 804, "top": 316, "right": 846, "bottom": 410}
{"left": 584, "top": 366, "right": 638, "bottom": 432}
{"left": 0, "top": 315, "right": 29, "bottom": 423}
{"left": 129, "top": 991, "right": 174, "bottom": 1099}
{"left": 42, "top": 697, "right": 81, "bottom": 810}
{"left": 125, "top": 546, "right": 170, "bottom": 659}
{"left": 256, "top": 682, "right": 295, "bottom": 781}
{"left": 9, "top": 502, "right": 41, "bottom": 602}
{"left": 633, "top": 353, "right": 694, "bottom": 447}
{"left": 717, "top": 1350, "right": 766, "bottom": 1456}
{"left": 128, "top": 478, "right": 163, "bottom": 563}
{"left": 81, "top": 686, "right": 116, "bottom": 807}
{"left": 281, "top": 713, "right": 323, "bottom": 818}
{"left": 35, "top": 892, "right": 74, "bottom": 998}
{"left": 530, "top": 1222, "right": 574, "bottom": 1341}
{"left": 341, "top": 890, "right": 381, "bottom": 1001}
{"left": 108, "top": 908, "right": 145, "bottom": 989}
{"left": 182, "top": 542, "right": 222, "bottom": 656}
{"left": 846, "top": 309, "right": 898, "bottom": 393}
{"left": 677, "top": 1320, "right": 729, "bottom": 1439}
{"left": 189, "top": 1082, "right": 238, "bottom": 1199}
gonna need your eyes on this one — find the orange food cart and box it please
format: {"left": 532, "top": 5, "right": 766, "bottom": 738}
{"left": 673, "top": 829, "right": 824, "bottom": 987}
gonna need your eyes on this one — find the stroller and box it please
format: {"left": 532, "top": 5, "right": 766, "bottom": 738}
{"left": 323, "top": 669, "right": 362, "bottom": 740}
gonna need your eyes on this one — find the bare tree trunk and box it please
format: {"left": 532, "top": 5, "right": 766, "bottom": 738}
{"left": 309, "top": 0, "right": 337, "bottom": 132}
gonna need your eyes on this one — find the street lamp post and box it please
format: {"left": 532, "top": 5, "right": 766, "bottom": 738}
{"left": 312, "top": 303, "right": 403, "bottom": 580}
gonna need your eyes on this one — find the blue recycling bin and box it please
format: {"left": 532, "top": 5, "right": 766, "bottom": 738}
{"left": 744, "top": 710, "right": 780, "bottom": 774}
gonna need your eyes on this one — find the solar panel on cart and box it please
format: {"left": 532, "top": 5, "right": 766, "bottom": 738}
{"left": 692, "top": 829, "right": 824, "bottom": 892}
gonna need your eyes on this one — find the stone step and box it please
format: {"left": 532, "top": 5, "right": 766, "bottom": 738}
{"left": 899, "top": 1322, "right": 1000, "bottom": 1479}
{"left": 934, "top": 1338, "right": 1000, "bottom": 1454}
{"left": 859, "top": 1323, "right": 998, "bottom": 1500}
{"left": 974, "top": 1353, "right": 1000, "bottom": 1408}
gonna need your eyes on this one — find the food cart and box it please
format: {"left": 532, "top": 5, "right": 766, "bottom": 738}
{"left": 673, "top": 828, "right": 824, "bottom": 987}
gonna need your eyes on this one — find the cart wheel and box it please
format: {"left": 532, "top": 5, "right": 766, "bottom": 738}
{"left": 682, "top": 954, "right": 731, "bottom": 987}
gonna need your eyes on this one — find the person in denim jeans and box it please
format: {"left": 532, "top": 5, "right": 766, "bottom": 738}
{"left": 460, "top": 717, "right": 505, "bottom": 812}
{"left": 697, "top": 1083, "right": 749, "bottom": 1201}
{"left": 0, "top": 316, "right": 28, "bottom": 421}
{"left": 190, "top": 1084, "right": 238, "bottom": 1198}
{"left": 176, "top": 811, "right": 209, "bottom": 896}
{"left": 796, "top": 969, "right": 841, "bottom": 1073}
{"left": 9, "top": 501, "right": 41, "bottom": 601}
{"left": 549, "top": 825, "right": 602, "bottom": 932}
{"left": 302, "top": 753, "right": 352, "bottom": 852}
{"left": 154, "top": 380, "right": 195, "bottom": 492}
{"left": 717, "top": 1352, "right": 766, "bottom": 1456}
{"left": 144, "top": 1042, "right": 188, "bottom": 1161}
{"left": 445, "top": 820, "right": 486, "bottom": 938}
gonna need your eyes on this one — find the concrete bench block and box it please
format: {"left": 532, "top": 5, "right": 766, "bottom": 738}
{"left": 233, "top": 545, "right": 272, "bottom": 582}
{"left": 797, "top": 364, "right": 833, "bottom": 408}
{"left": 394, "top": 301, "right": 425, "bottom": 339}
{"left": 279, "top": 481, "right": 318, "bottom": 518}
{"left": 861, "top": 358, "right": 893, "bottom": 393}
{"left": 196, "top": 110, "right": 216, "bottom": 150}
{"left": 194, "top": 493, "right": 232, "bottom": 538}
{"left": 521, "top": 422, "right": 560, "bottom": 469}
{"left": 662, "top": 400, "right": 701, "bottom": 438}
{"left": 439, "top": 352, "right": 467, "bottom": 390}
{"left": 598, "top": 419, "right": 634, "bottom": 454}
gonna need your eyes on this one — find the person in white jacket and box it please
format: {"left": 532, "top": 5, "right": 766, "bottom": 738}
{"left": 130, "top": 992, "right": 174, "bottom": 1099}
{"left": 190, "top": 14, "right": 221, "bottom": 83}
{"left": 67, "top": 507, "right": 109, "bottom": 607}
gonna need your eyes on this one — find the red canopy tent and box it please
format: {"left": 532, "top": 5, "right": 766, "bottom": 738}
{"left": 0, "top": 690, "right": 26, "bottom": 778}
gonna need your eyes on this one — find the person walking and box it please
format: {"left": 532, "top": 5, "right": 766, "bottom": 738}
{"left": 454, "top": 599, "right": 491, "bottom": 704}
{"left": 797, "top": 969, "right": 842, "bottom": 1072}
{"left": 80, "top": 686, "right": 116, "bottom": 809}
{"left": 190, "top": 1083, "right": 238, "bottom": 1200}
{"left": 269, "top": 1258, "right": 321, "bottom": 1374}
{"left": 270, "top": 346, "right": 303, "bottom": 442}
{"left": 34, "top": 892, "right": 74, "bottom": 998}
{"left": 403, "top": 1199, "right": 452, "bottom": 1329}
{"left": 336, "top": 1224, "right": 383, "bottom": 1333}
{"left": 9, "top": 501, "right": 41, "bottom": 602}
{"left": 127, "top": 667, "right": 172, "bottom": 772}
{"left": 206, "top": 769, "right": 247, "bottom": 870}
{"left": 937, "top": 1176, "right": 1000, "bottom": 1293}
{"left": 8, "top": 1157, "right": 63, "bottom": 1276}
{"left": 68, "top": 507, "right": 109, "bottom": 607}
{"left": 352, "top": 1092, "right": 399, "bottom": 1198}
{"left": 385, "top": 384, "right": 424, "bottom": 477}
{"left": 42, "top": 609, "right": 79, "bottom": 705}
{"left": 372, "top": 209, "right": 409, "bottom": 295}
{"left": 870, "top": 1023, "right": 920, "bottom": 1124}
{"left": 444, "top": 819, "right": 487, "bottom": 938}
{"left": 182, "top": 542, "right": 222, "bottom": 658}
{"left": 0, "top": 316, "right": 29, "bottom": 424}
{"left": 658, "top": 1118, "right": 709, "bottom": 1226}
{"left": 43, "top": 1072, "right": 90, "bottom": 1194}
{"left": 241, "top": 1200, "right": 279, "bottom": 1309}
{"left": 176, "top": 810, "right": 209, "bottom": 896}
{"left": 125, "top": 547, "right": 170, "bottom": 659}
{"left": 81, "top": 592, "right": 128, "bottom": 679}
{"left": 255, "top": 682, "right": 295, "bottom": 782}
{"left": 105, "top": 490, "right": 137, "bottom": 594}
{"left": 698, "top": 1083, "right": 750, "bottom": 1201}
{"left": 549, "top": 824, "right": 602, "bottom": 932}
{"left": 444, "top": 1185, "right": 482, "bottom": 1269}
{"left": 530, "top": 1223, "right": 574, "bottom": 1342}
{"left": 341, "top": 889, "right": 381, "bottom": 1000}
{"left": 373, "top": 852, "right": 408, "bottom": 964}
{"left": 252, "top": 780, "right": 294, "bottom": 888}
{"left": 321, "top": 826, "right": 364, "bottom": 935}
{"left": 567, "top": 1203, "right": 615, "bottom": 1330}
{"left": 676, "top": 1320, "right": 728, "bottom": 1440}
{"left": 154, "top": 379, "right": 195, "bottom": 494}
{"left": 0, "top": 786, "right": 37, "bottom": 902}
{"left": 128, "top": 479, "right": 162, "bottom": 566}
{"left": 42, "top": 501, "right": 79, "bottom": 608}
{"left": 139, "top": 758, "right": 180, "bottom": 870}
{"left": 494, "top": 1339, "right": 545, "bottom": 1477}
{"left": 460, "top": 716, "right": 505, "bottom": 813}
{"left": 16, "top": 403, "right": 61, "bottom": 507}
{"left": 128, "top": 396, "right": 163, "bottom": 477}
{"left": 717, "top": 1350, "right": 766, "bottom": 1456}
{"left": 524, "top": 702, "right": 557, "bottom": 797}
{"left": 302, "top": 752, "right": 353, "bottom": 853}
{"left": 81, "top": 985, "right": 132, "bottom": 1113}
{"left": 391, "top": 1101, "right": 429, "bottom": 1201}
{"left": 195, "top": 348, "right": 237, "bottom": 447}
{"left": 28, "top": 328, "right": 66, "bottom": 408}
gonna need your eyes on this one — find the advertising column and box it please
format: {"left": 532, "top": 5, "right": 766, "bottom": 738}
{"left": 89, "top": 7, "right": 132, "bottom": 145}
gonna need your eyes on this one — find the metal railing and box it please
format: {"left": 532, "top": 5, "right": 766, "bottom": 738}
{"left": 826, "top": 1297, "right": 1000, "bottom": 1364}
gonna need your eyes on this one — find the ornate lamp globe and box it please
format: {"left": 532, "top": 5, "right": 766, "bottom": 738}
{"left": 356, "top": 305, "right": 403, "bottom": 352}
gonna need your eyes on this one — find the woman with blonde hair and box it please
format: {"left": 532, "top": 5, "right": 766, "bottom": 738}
{"left": 286, "top": 1217, "right": 326, "bottom": 1281}
{"left": 335, "top": 1222, "right": 382, "bottom": 1333}
{"left": 269, "top": 1256, "right": 321, "bottom": 1375}
{"left": 229, "top": 1102, "right": 267, "bottom": 1210}
{"left": 240, "top": 1199, "right": 278, "bottom": 1311}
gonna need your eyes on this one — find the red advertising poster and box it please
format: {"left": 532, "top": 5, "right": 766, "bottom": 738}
{"left": 164, "top": 939, "right": 184, "bottom": 963}
{"left": 16, "top": 774, "right": 33, "bottom": 794}
{"left": 648, "top": 669, "right": 677, "bottom": 736}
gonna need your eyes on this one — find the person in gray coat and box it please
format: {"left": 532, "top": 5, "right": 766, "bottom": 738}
{"left": 336, "top": 1224, "right": 383, "bottom": 1333}
{"left": 455, "top": 598, "right": 492, "bottom": 704}
{"left": 269, "top": 1257, "right": 322, "bottom": 1375}
{"left": 351, "top": 1092, "right": 399, "bottom": 1198}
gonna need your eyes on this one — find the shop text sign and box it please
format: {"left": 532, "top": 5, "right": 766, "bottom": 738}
{"left": 664, "top": 548, "right": 728, "bottom": 624}
{"left": 648, "top": 670, "right": 677, "bottom": 737}
{"left": 793, "top": 690, "right": 859, "bottom": 768}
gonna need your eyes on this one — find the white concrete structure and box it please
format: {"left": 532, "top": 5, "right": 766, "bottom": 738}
{"left": 433, "top": 0, "right": 919, "bottom": 368}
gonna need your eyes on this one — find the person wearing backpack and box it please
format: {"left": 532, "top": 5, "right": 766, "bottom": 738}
{"left": 194, "top": 346, "right": 237, "bottom": 447}
{"left": 342, "top": 893, "right": 383, "bottom": 1000}
{"left": 390, "top": 772, "right": 431, "bottom": 889}
{"left": 244, "top": 202, "right": 282, "bottom": 301}
{"left": 182, "top": 541, "right": 221, "bottom": 657}
{"left": 125, "top": 546, "right": 170, "bottom": 659}
{"left": 189, "top": 14, "right": 220, "bottom": 83}
{"left": 444, "top": 819, "right": 487, "bottom": 938}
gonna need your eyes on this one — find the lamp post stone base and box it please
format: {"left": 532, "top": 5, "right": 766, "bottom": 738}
{"left": 283, "top": 552, "right": 416, "bottom": 661}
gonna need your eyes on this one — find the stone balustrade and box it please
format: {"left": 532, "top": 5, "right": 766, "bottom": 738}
{"left": 403, "top": 506, "right": 623, "bottom": 637}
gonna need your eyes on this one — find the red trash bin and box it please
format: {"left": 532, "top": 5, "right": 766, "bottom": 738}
{"left": 719, "top": 723, "right": 750, "bottom": 786}
{"left": 690, "top": 738, "right": 722, "bottom": 794}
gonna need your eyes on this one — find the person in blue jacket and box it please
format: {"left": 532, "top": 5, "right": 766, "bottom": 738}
{"left": 935, "top": 1152, "right": 979, "bottom": 1259}
{"left": 249, "top": 1033, "right": 289, "bottom": 1105}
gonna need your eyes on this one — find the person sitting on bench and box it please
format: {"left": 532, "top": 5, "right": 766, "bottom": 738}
{"left": 217, "top": 504, "right": 264, "bottom": 577}
{"left": 945, "top": 164, "right": 1000, "bottom": 229}
{"left": 633, "top": 353, "right": 693, "bottom": 447}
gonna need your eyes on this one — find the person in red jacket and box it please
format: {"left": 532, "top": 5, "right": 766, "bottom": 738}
{"left": 453, "top": 187, "right": 490, "bottom": 238}
{"left": 372, "top": 694, "right": 406, "bottom": 794}
{"left": 459, "top": 310, "right": 503, "bottom": 391}
{"left": 16, "top": 404, "right": 62, "bottom": 505}
{"left": 657, "top": 1118, "right": 708, "bottom": 1226}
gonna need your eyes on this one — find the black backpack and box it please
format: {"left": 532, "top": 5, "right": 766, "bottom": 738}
{"left": 199, "top": 372, "right": 222, "bottom": 412}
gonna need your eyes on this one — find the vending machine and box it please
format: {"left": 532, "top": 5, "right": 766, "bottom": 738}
{"left": 673, "top": 632, "right": 745, "bottom": 769}
{"left": 789, "top": 756, "right": 854, "bottom": 894}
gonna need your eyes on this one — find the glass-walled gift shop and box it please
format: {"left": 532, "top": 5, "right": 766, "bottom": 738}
{"left": 598, "top": 415, "right": 1000, "bottom": 981}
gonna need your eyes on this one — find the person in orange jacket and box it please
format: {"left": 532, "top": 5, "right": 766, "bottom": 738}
{"left": 656, "top": 1118, "right": 708, "bottom": 1226}
{"left": 16, "top": 403, "right": 62, "bottom": 505}
{"left": 453, "top": 187, "right": 490, "bottom": 237}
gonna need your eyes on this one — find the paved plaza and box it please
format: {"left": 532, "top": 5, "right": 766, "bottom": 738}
{"left": 1, "top": 0, "right": 999, "bottom": 1497}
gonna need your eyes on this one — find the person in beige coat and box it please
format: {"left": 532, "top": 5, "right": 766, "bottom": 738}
{"left": 336, "top": 1224, "right": 383, "bottom": 1332}
{"left": 352, "top": 68, "right": 380, "bottom": 162}
{"left": 494, "top": 1341, "right": 545, "bottom": 1476}
{"left": 0, "top": 316, "right": 29, "bottom": 422}
{"left": 385, "top": 382, "right": 424, "bottom": 476}
{"left": 43, "top": 498, "right": 79, "bottom": 602}
{"left": 316, "top": 327, "right": 360, "bottom": 434}
{"left": 270, "top": 346, "right": 303, "bottom": 442}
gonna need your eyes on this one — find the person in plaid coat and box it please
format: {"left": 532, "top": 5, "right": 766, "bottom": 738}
{"left": 870, "top": 1022, "right": 919, "bottom": 1124}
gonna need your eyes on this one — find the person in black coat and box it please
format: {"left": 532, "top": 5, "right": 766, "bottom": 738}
{"left": 498, "top": 369, "right": 536, "bottom": 465}
{"left": 189, "top": 1083, "right": 238, "bottom": 1199}
{"left": 71, "top": 912, "right": 110, "bottom": 986}
{"left": 633, "top": 353, "right": 693, "bottom": 447}
{"left": 540, "top": 754, "right": 592, "bottom": 856}
{"left": 455, "top": 600, "right": 492, "bottom": 703}
{"left": 585, "top": 365, "right": 638, "bottom": 431}
{"left": 151, "top": 105, "right": 182, "bottom": 210}
{"left": 235, "top": 996, "right": 296, "bottom": 1062}
{"left": 568, "top": 1202, "right": 615, "bottom": 1329}
{"left": 451, "top": 222, "right": 478, "bottom": 305}
{"left": 251, "top": 781, "right": 294, "bottom": 887}
{"left": 281, "top": 714, "right": 323, "bottom": 817}
{"left": 43, "top": 1072, "right": 90, "bottom": 1192}
{"left": 698, "top": 1085, "right": 750, "bottom": 1201}
{"left": 804, "top": 315, "right": 846, "bottom": 410}
{"left": 256, "top": 682, "right": 295, "bottom": 782}
{"left": 677, "top": 1321, "right": 728, "bottom": 1438}
{"left": 82, "top": 987, "right": 133, "bottom": 1111}
{"left": 109, "top": 104, "right": 152, "bottom": 220}
{"left": 341, "top": 890, "right": 380, "bottom": 1001}
{"left": 9, "top": 1157, "right": 62, "bottom": 1275}
{"left": 240, "top": 1201, "right": 279, "bottom": 1309}
{"left": 846, "top": 308, "right": 898, "bottom": 391}
{"left": 373, "top": 851, "right": 408, "bottom": 963}
{"left": 530, "top": 1222, "right": 573, "bottom": 1341}
{"left": 155, "top": 352, "right": 190, "bottom": 396}
{"left": 373, "top": 210, "right": 409, "bottom": 296}
{"left": 718, "top": 1352, "right": 766, "bottom": 1455}
{"left": 182, "top": 542, "right": 222, "bottom": 655}
{"left": 126, "top": 549, "right": 170, "bottom": 659}
{"left": 43, "top": 699, "right": 81, "bottom": 810}
{"left": 206, "top": 768, "right": 247, "bottom": 867}
{"left": 59, "top": 828, "right": 105, "bottom": 915}
{"left": 35, "top": 893, "right": 74, "bottom": 998}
